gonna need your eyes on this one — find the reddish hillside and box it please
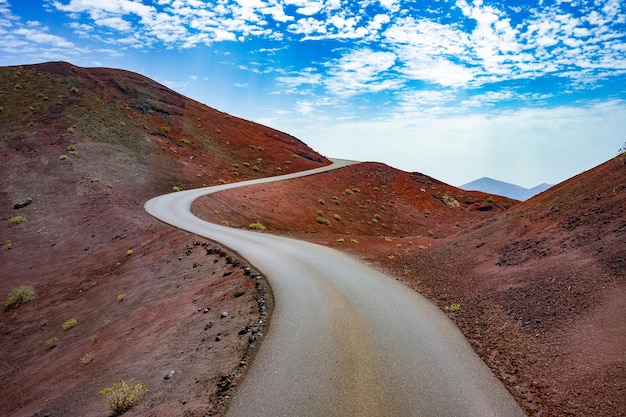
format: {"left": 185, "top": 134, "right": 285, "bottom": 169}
{"left": 351, "top": 158, "right": 626, "bottom": 416}
{"left": 194, "top": 161, "right": 516, "bottom": 242}
{"left": 0, "top": 62, "right": 327, "bottom": 417}
{"left": 195, "top": 156, "right": 626, "bottom": 416}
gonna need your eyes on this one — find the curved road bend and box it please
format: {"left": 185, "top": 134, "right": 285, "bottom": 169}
{"left": 144, "top": 159, "right": 525, "bottom": 417}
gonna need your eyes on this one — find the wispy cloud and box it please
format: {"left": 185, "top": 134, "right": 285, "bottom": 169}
{"left": 41, "top": 0, "right": 624, "bottom": 91}
{"left": 0, "top": 0, "right": 621, "bottom": 120}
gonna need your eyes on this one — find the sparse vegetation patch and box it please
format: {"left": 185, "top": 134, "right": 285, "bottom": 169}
{"left": 5, "top": 285, "right": 36, "bottom": 309}
{"left": 62, "top": 318, "right": 77, "bottom": 330}
{"left": 316, "top": 216, "right": 330, "bottom": 225}
{"left": 249, "top": 222, "right": 266, "bottom": 231}
{"left": 445, "top": 303, "right": 461, "bottom": 312}
{"left": 79, "top": 351, "right": 95, "bottom": 365}
{"left": 100, "top": 378, "right": 147, "bottom": 416}
{"left": 45, "top": 336, "right": 58, "bottom": 349}
{"left": 9, "top": 215, "right": 27, "bottom": 227}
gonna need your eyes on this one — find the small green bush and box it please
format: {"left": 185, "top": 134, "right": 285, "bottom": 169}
{"left": 333, "top": 214, "right": 341, "bottom": 221}
{"left": 316, "top": 217, "right": 330, "bottom": 225}
{"left": 3, "top": 240, "right": 12, "bottom": 250}
{"left": 126, "top": 249, "right": 133, "bottom": 256}
{"left": 446, "top": 303, "right": 460, "bottom": 311}
{"left": 100, "top": 378, "right": 147, "bottom": 415}
{"left": 79, "top": 351, "right": 95, "bottom": 365}
{"left": 5, "top": 285, "right": 36, "bottom": 309}
{"left": 172, "top": 186, "right": 181, "bottom": 192}
{"left": 249, "top": 222, "right": 266, "bottom": 231}
{"left": 62, "top": 318, "right": 77, "bottom": 330}
{"left": 59, "top": 154, "right": 70, "bottom": 160}
{"left": 9, "top": 216, "right": 26, "bottom": 226}
{"left": 342, "top": 188, "right": 354, "bottom": 196}
{"left": 45, "top": 336, "right": 58, "bottom": 348}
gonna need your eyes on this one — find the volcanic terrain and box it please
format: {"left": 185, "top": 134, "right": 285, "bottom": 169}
{"left": 1, "top": 62, "right": 625, "bottom": 417}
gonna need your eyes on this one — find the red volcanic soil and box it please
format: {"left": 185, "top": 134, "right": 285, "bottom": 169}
{"left": 194, "top": 158, "right": 626, "bottom": 416}
{"left": 194, "top": 161, "right": 516, "bottom": 240}
{"left": 0, "top": 62, "right": 326, "bottom": 417}
{"left": 2, "top": 61, "right": 625, "bottom": 417}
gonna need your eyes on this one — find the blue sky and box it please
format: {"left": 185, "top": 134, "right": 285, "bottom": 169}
{"left": 1, "top": 0, "right": 625, "bottom": 188}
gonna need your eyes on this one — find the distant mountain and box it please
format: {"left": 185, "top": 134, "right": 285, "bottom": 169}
{"left": 459, "top": 177, "right": 551, "bottom": 201}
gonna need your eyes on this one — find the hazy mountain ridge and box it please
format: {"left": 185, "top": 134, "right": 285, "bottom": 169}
{"left": 460, "top": 176, "right": 552, "bottom": 200}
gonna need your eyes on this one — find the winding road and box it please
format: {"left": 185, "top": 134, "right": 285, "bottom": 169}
{"left": 144, "top": 159, "right": 525, "bottom": 417}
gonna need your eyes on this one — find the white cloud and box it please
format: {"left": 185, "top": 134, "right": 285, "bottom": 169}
{"left": 276, "top": 70, "right": 322, "bottom": 88}
{"left": 461, "top": 90, "right": 515, "bottom": 107}
{"left": 95, "top": 16, "right": 131, "bottom": 31}
{"left": 324, "top": 48, "right": 398, "bottom": 96}
{"left": 13, "top": 27, "right": 75, "bottom": 48}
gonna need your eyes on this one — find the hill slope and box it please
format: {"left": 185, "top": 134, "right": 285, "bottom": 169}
{"left": 193, "top": 161, "right": 517, "bottom": 242}
{"left": 0, "top": 61, "right": 327, "bottom": 417}
{"left": 195, "top": 157, "right": 626, "bottom": 416}
{"left": 367, "top": 158, "right": 626, "bottom": 416}
{"left": 460, "top": 177, "right": 552, "bottom": 200}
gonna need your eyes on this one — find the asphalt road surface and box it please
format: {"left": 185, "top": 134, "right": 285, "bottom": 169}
{"left": 144, "top": 159, "right": 526, "bottom": 417}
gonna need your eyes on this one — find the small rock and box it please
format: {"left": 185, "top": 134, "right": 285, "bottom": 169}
{"left": 13, "top": 198, "right": 32, "bottom": 209}
{"left": 204, "top": 322, "right": 213, "bottom": 331}
{"left": 238, "top": 324, "right": 250, "bottom": 336}
{"left": 164, "top": 370, "right": 175, "bottom": 380}
{"left": 215, "top": 335, "right": 221, "bottom": 342}
{"left": 203, "top": 307, "right": 210, "bottom": 314}
{"left": 220, "top": 311, "right": 229, "bottom": 318}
